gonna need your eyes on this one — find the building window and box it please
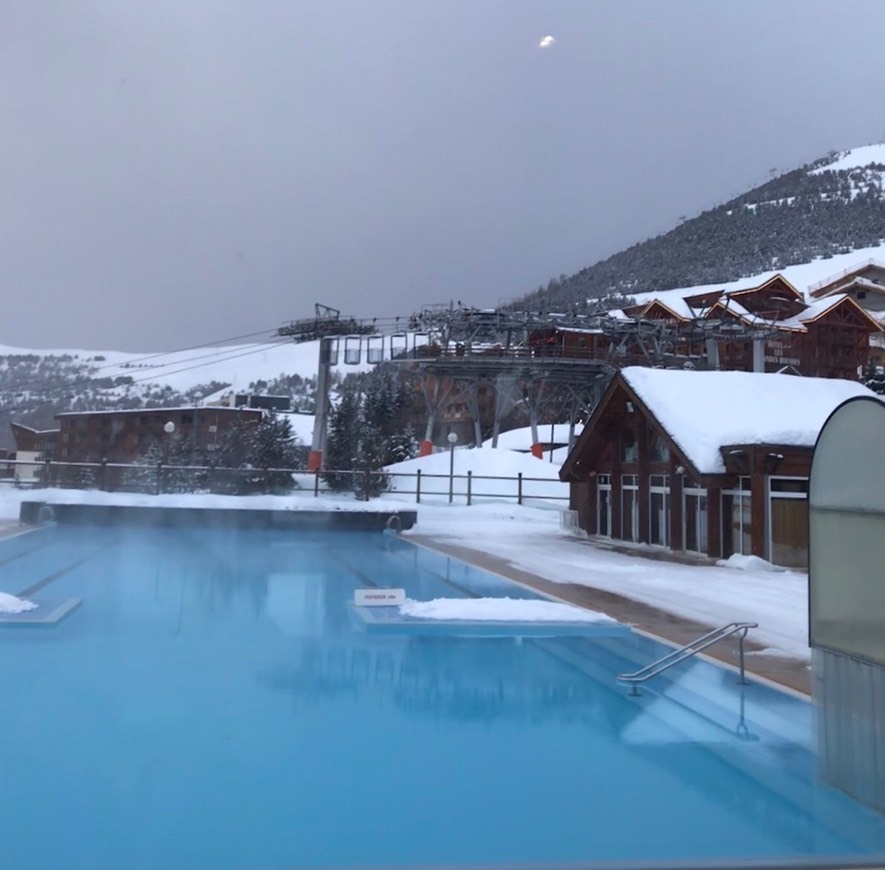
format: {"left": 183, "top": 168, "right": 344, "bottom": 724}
{"left": 723, "top": 478, "right": 752, "bottom": 557}
{"left": 649, "top": 475, "right": 670, "bottom": 546}
{"left": 768, "top": 477, "right": 809, "bottom": 568}
{"left": 597, "top": 475, "right": 612, "bottom": 537}
{"left": 683, "top": 481, "right": 708, "bottom": 554}
{"left": 649, "top": 432, "right": 670, "bottom": 463}
{"left": 621, "top": 431, "right": 638, "bottom": 463}
{"left": 621, "top": 474, "right": 639, "bottom": 542}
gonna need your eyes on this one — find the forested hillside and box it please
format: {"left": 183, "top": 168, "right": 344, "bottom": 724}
{"left": 518, "top": 148, "right": 885, "bottom": 311}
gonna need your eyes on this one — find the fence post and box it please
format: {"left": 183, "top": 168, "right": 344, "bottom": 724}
{"left": 314, "top": 471, "right": 320, "bottom": 497}
{"left": 416, "top": 469, "right": 421, "bottom": 504}
{"left": 100, "top": 459, "right": 108, "bottom": 492}
{"left": 156, "top": 462, "right": 163, "bottom": 495}
{"left": 467, "top": 470, "right": 472, "bottom": 506}
{"left": 518, "top": 472, "right": 523, "bottom": 506}
{"left": 264, "top": 468, "right": 270, "bottom": 494}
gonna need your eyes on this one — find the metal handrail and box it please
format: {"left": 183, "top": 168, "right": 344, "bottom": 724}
{"left": 618, "top": 621, "right": 757, "bottom": 696}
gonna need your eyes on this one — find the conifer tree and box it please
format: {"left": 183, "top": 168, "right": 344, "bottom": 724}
{"left": 322, "top": 384, "right": 361, "bottom": 491}
{"left": 246, "top": 412, "right": 305, "bottom": 492}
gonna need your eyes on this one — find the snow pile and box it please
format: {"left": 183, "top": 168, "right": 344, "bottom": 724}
{"left": 746, "top": 647, "right": 804, "bottom": 659}
{"left": 716, "top": 554, "right": 785, "bottom": 572}
{"left": 0, "top": 592, "right": 37, "bottom": 614}
{"left": 385, "top": 447, "right": 566, "bottom": 502}
{"left": 481, "top": 424, "right": 583, "bottom": 451}
{"left": 622, "top": 367, "right": 879, "bottom": 474}
{"left": 400, "top": 597, "right": 614, "bottom": 623}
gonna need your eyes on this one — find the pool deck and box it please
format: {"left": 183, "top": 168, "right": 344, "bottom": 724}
{"left": 0, "top": 521, "right": 26, "bottom": 540}
{"left": 408, "top": 533, "right": 812, "bottom": 697}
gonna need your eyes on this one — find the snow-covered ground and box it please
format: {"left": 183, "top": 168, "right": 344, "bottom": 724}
{"left": 0, "top": 441, "right": 810, "bottom": 662}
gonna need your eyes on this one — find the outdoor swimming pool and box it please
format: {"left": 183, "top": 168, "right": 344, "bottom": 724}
{"left": 1, "top": 523, "right": 883, "bottom": 869}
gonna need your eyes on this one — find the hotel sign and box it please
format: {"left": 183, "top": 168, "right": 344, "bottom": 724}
{"left": 764, "top": 338, "right": 801, "bottom": 370}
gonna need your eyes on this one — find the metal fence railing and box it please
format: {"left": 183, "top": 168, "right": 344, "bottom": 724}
{"left": 0, "top": 459, "right": 569, "bottom": 507}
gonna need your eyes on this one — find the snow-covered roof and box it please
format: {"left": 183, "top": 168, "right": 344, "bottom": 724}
{"left": 556, "top": 326, "right": 604, "bottom": 336}
{"left": 626, "top": 245, "right": 885, "bottom": 308}
{"left": 848, "top": 276, "right": 885, "bottom": 293}
{"left": 56, "top": 406, "right": 261, "bottom": 417}
{"left": 774, "top": 295, "right": 844, "bottom": 330}
{"left": 634, "top": 294, "right": 695, "bottom": 320}
{"left": 620, "top": 367, "right": 880, "bottom": 474}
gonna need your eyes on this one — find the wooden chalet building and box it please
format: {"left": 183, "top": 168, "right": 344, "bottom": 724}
{"left": 56, "top": 406, "right": 262, "bottom": 465}
{"left": 527, "top": 274, "right": 882, "bottom": 379}
{"left": 560, "top": 367, "right": 879, "bottom": 568}
{"left": 10, "top": 422, "right": 60, "bottom": 484}
{"left": 808, "top": 259, "right": 885, "bottom": 310}
{"left": 808, "top": 259, "right": 885, "bottom": 366}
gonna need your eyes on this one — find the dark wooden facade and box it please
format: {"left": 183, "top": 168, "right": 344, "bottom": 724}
{"left": 56, "top": 406, "right": 262, "bottom": 465}
{"left": 11, "top": 423, "right": 59, "bottom": 457}
{"left": 560, "top": 374, "right": 818, "bottom": 568}
{"left": 704, "top": 279, "right": 880, "bottom": 379}
{"left": 550, "top": 274, "right": 883, "bottom": 379}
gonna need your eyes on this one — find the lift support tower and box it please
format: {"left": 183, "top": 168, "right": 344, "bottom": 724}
{"left": 277, "top": 304, "right": 372, "bottom": 471}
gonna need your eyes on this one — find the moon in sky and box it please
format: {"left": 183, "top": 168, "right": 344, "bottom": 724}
{"left": 538, "top": 35, "right": 555, "bottom": 49}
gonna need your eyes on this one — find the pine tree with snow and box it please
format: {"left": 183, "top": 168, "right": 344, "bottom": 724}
{"left": 246, "top": 412, "right": 305, "bottom": 492}
{"left": 352, "top": 415, "right": 388, "bottom": 500}
{"left": 121, "top": 439, "right": 166, "bottom": 493}
{"left": 322, "top": 384, "right": 361, "bottom": 491}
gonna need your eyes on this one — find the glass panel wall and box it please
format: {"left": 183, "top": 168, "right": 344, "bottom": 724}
{"left": 769, "top": 477, "right": 808, "bottom": 568}
{"left": 649, "top": 474, "right": 670, "bottom": 547}
{"left": 597, "top": 474, "right": 611, "bottom": 537}
{"left": 684, "top": 483, "right": 708, "bottom": 554}
{"left": 723, "top": 476, "right": 752, "bottom": 557}
{"left": 621, "top": 474, "right": 638, "bottom": 542}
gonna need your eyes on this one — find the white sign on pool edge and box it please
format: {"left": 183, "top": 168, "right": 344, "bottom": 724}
{"left": 354, "top": 588, "right": 406, "bottom": 607}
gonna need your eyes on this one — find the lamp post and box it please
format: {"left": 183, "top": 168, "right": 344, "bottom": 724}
{"left": 190, "top": 393, "right": 202, "bottom": 465}
{"left": 161, "top": 421, "right": 175, "bottom": 494}
{"left": 447, "top": 431, "right": 458, "bottom": 504}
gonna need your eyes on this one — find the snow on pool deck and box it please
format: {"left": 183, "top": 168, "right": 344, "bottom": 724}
{"left": 400, "top": 597, "right": 615, "bottom": 623}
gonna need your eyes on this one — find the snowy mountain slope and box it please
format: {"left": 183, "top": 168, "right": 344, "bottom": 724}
{"left": 519, "top": 143, "right": 885, "bottom": 312}
{"left": 0, "top": 338, "right": 370, "bottom": 395}
{"left": 0, "top": 337, "right": 375, "bottom": 449}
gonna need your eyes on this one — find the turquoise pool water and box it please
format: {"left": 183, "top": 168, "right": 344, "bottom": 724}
{"left": 0, "top": 524, "right": 882, "bottom": 869}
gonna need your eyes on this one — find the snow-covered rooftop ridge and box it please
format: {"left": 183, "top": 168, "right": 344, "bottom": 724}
{"left": 56, "top": 405, "right": 262, "bottom": 417}
{"left": 622, "top": 243, "right": 885, "bottom": 311}
{"left": 780, "top": 294, "right": 865, "bottom": 330}
{"left": 810, "top": 144, "right": 885, "bottom": 175}
{"left": 807, "top": 258, "right": 885, "bottom": 293}
{"left": 620, "top": 367, "right": 879, "bottom": 474}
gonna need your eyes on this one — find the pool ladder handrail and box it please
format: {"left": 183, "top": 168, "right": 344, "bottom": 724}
{"left": 618, "top": 621, "right": 758, "bottom": 696}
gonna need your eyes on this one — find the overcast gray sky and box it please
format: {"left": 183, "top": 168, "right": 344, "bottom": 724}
{"left": 3, "top": 1, "right": 885, "bottom": 351}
